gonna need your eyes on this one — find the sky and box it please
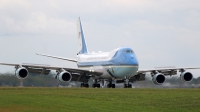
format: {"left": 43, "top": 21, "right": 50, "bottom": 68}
{"left": 0, "top": 0, "right": 200, "bottom": 77}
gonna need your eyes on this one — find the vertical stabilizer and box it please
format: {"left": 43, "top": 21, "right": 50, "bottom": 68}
{"left": 77, "top": 17, "right": 89, "bottom": 54}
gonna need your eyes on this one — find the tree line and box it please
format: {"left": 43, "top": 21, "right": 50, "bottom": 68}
{"left": 0, "top": 72, "right": 71, "bottom": 87}
{"left": 0, "top": 72, "right": 200, "bottom": 88}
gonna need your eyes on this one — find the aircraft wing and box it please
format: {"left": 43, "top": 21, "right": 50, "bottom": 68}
{"left": 127, "top": 67, "right": 200, "bottom": 83}
{"left": 138, "top": 67, "right": 200, "bottom": 74}
{"left": 0, "top": 62, "right": 103, "bottom": 82}
{"left": 36, "top": 53, "right": 77, "bottom": 62}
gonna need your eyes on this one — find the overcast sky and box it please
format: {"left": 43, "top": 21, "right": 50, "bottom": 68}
{"left": 0, "top": 0, "right": 200, "bottom": 77}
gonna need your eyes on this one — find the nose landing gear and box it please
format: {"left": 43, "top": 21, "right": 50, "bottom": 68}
{"left": 124, "top": 83, "right": 132, "bottom": 88}
{"left": 124, "top": 76, "right": 132, "bottom": 88}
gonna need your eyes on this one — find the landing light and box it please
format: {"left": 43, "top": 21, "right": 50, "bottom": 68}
{"left": 89, "top": 70, "right": 95, "bottom": 72}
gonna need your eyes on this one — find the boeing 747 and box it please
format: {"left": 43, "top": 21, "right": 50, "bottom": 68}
{"left": 0, "top": 18, "right": 199, "bottom": 88}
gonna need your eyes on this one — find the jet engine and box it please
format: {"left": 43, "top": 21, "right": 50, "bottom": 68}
{"left": 57, "top": 71, "right": 72, "bottom": 82}
{"left": 15, "top": 67, "right": 29, "bottom": 79}
{"left": 180, "top": 72, "right": 193, "bottom": 82}
{"left": 152, "top": 73, "right": 165, "bottom": 85}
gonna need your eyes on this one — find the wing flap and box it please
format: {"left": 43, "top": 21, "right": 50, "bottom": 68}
{"left": 26, "top": 67, "right": 51, "bottom": 75}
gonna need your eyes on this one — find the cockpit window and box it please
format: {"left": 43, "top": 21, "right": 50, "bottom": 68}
{"left": 124, "top": 50, "right": 134, "bottom": 53}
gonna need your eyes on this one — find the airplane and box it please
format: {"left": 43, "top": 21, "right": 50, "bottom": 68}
{"left": 0, "top": 17, "right": 199, "bottom": 88}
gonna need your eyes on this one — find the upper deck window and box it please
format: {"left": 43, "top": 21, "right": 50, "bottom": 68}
{"left": 124, "top": 50, "right": 134, "bottom": 53}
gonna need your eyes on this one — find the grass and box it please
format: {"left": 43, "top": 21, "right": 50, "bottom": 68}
{"left": 0, "top": 88, "right": 199, "bottom": 112}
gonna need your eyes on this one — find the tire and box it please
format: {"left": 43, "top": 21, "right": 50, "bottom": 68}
{"left": 84, "top": 84, "right": 89, "bottom": 88}
{"left": 112, "top": 84, "right": 115, "bottom": 88}
{"left": 128, "top": 84, "right": 132, "bottom": 88}
{"left": 97, "top": 84, "right": 100, "bottom": 88}
{"left": 107, "top": 84, "right": 111, "bottom": 88}
{"left": 124, "top": 84, "right": 128, "bottom": 88}
{"left": 81, "top": 83, "right": 84, "bottom": 87}
{"left": 92, "top": 84, "right": 96, "bottom": 88}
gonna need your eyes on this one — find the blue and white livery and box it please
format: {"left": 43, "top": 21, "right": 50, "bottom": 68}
{"left": 0, "top": 17, "right": 199, "bottom": 88}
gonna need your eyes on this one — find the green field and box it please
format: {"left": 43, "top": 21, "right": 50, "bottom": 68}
{"left": 0, "top": 88, "right": 199, "bottom": 112}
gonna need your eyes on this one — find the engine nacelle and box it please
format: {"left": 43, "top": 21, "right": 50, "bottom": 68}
{"left": 152, "top": 73, "right": 165, "bottom": 85}
{"left": 57, "top": 71, "right": 72, "bottom": 82}
{"left": 180, "top": 72, "right": 193, "bottom": 82}
{"left": 15, "top": 67, "right": 29, "bottom": 79}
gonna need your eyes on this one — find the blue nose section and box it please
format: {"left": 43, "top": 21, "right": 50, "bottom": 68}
{"left": 131, "top": 55, "right": 138, "bottom": 65}
{"left": 111, "top": 47, "right": 139, "bottom": 66}
{"left": 109, "top": 48, "right": 139, "bottom": 78}
{"left": 124, "top": 54, "right": 138, "bottom": 66}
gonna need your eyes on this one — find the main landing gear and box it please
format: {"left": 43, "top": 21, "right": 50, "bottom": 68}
{"left": 80, "top": 82, "right": 89, "bottom": 88}
{"left": 92, "top": 79, "right": 100, "bottom": 88}
{"left": 107, "top": 80, "right": 115, "bottom": 88}
{"left": 80, "top": 78, "right": 132, "bottom": 88}
{"left": 80, "top": 73, "right": 90, "bottom": 88}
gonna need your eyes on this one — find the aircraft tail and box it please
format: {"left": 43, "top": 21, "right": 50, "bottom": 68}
{"left": 77, "top": 17, "right": 89, "bottom": 54}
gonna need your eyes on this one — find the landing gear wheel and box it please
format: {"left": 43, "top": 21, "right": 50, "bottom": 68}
{"left": 107, "top": 79, "right": 116, "bottom": 88}
{"left": 81, "top": 83, "right": 84, "bottom": 87}
{"left": 124, "top": 84, "right": 128, "bottom": 88}
{"left": 92, "top": 83, "right": 101, "bottom": 88}
{"left": 128, "top": 84, "right": 132, "bottom": 88}
{"left": 84, "top": 83, "right": 89, "bottom": 88}
{"left": 124, "top": 84, "right": 132, "bottom": 88}
{"left": 107, "top": 83, "right": 112, "bottom": 88}
{"left": 112, "top": 84, "right": 115, "bottom": 88}
{"left": 92, "top": 79, "right": 101, "bottom": 88}
{"left": 107, "top": 84, "right": 115, "bottom": 88}
{"left": 92, "top": 84, "right": 96, "bottom": 88}
{"left": 97, "top": 84, "right": 100, "bottom": 88}
{"left": 81, "top": 83, "right": 89, "bottom": 88}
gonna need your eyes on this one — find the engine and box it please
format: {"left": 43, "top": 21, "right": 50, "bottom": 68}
{"left": 15, "top": 67, "right": 29, "bottom": 79}
{"left": 57, "top": 71, "right": 72, "bottom": 82}
{"left": 180, "top": 72, "right": 193, "bottom": 82}
{"left": 152, "top": 73, "right": 165, "bottom": 85}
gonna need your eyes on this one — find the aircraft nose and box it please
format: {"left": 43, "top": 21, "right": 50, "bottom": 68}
{"left": 127, "top": 55, "right": 138, "bottom": 66}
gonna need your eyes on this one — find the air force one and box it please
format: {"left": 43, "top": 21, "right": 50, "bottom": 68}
{"left": 0, "top": 18, "right": 199, "bottom": 88}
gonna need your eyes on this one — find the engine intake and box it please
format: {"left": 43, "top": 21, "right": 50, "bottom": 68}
{"left": 15, "top": 67, "right": 29, "bottom": 79}
{"left": 57, "top": 71, "right": 72, "bottom": 82}
{"left": 180, "top": 72, "right": 193, "bottom": 82}
{"left": 152, "top": 73, "right": 165, "bottom": 85}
